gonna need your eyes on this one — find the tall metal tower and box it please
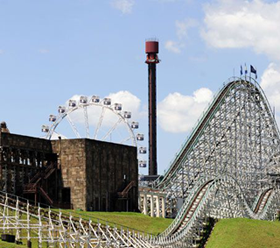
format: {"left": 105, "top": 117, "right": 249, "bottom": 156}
{"left": 145, "top": 40, "right": 160, "bottom": 176}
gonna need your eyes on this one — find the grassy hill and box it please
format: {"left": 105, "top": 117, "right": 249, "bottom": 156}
{"left": 0, "top": 211, "right": 172, "bottom": 247}
{"left": 0, "top": 242, "right": 25, "bottom": 248}
{"left": 206, "top": 218, "right": 280, "bottom": 248}
{"left": 61, "top": 210, "right": 173, "bottom": 235}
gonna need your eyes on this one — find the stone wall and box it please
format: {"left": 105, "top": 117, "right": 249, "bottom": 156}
{"left": 0, "top": 132, "right": 52, "bottom": 153}
{"left": 51, "top": 139, "right": 87, "bottom": 210}
{"left": 85, "top": 139, "right": 138, "bottom": 211}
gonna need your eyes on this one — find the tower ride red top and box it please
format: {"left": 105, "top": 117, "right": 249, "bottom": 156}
{"left": 145, "top": 40, "right": 160, "bottom": 176}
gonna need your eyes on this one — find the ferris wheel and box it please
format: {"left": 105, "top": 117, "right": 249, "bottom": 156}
{"left": 41, "top": 95, "right": 147, "bottom": 168}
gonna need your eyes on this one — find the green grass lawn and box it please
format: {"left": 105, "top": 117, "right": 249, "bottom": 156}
{"left": 0, "top": 242, "right": 25, "bottom": 248}
{"left": 206, "top": 218, "right": 280, "bottom": 248}
{"left": 59, "top": 210, "right": 173, "bottom": 235}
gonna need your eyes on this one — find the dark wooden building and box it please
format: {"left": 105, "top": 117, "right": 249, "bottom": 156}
{"left": 0, "top": 132, "right": 138, "bottom": 211}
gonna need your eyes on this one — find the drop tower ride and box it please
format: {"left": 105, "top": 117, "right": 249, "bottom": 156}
{"left": 145, "top": 40, "right": 160, "bottom": 176}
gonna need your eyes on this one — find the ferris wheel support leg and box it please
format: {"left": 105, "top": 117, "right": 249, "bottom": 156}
{"left": 94, "top": 107, "right": 105, "bottom": 139}
{"left": 83, "top": 106, "right": 90, "bottom": 138}
{"left": 66, "top": 115, "right": 81, "bottom": 138}
{"left": 102, "top": 118, "right": 122, "bottom": 141}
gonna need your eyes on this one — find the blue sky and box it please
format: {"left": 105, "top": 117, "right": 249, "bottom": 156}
{"left": 1, "top": 0, "right": 280, "bottom": 174}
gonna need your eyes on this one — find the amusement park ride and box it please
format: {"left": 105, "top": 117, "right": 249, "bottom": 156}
{"left": 0, "top": 40, "right": 280, "bottom": 247}
{"left": 41, "top": 94, "right": 147, "bottom": 168}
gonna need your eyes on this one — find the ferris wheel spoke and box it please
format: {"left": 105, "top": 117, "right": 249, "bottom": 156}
{"left": 83, "top": 106, "right": 90, "bottom": 138}
{"left": 94, "top": 107, "right": 106, "bottom": 139}
{"left": 120, "top": 136, "right": 132, "bottom": 144}
{"left": 102, "top": 118, "right": 122, "bottom": 141}
{"left": 66, "top": 115, "right": 81, "bottom": 138}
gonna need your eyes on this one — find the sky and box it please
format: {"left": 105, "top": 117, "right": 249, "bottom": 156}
{"left": 1, "top": 0, "right": 280, "bottom": 175}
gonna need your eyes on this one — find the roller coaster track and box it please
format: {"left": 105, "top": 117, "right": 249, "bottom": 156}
{"left": 154, "top": 77, "right": 280, "bottom": 191}
{"left": 165, "top": 180, "right": 214, "bottom": 237}
{"left": 153, "top": 176, "right": 277, "bottom": 247}
{"left": 253, "top": 188, "right": 273, "bottom": 214}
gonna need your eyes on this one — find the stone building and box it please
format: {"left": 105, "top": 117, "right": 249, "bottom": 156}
{"left": 0, "top": 131, "right": 138, "bottom": 211}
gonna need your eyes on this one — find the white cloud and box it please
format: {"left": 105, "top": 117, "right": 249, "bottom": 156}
{"left": 176, "top": 19, "right": 198, "bottom": 39}
{"left": 106, "top": 90, "right": 145, "bottom": 120}
{"left": 111, "top": 0, "right": 135, "bottom": 14}
{"left": 158, "top": 88, "right": 213, "bottom": 133}
{"left": 165, "top": 40, "right": 183, "bottom": 53}
{"left": 260, "top": 63, "right": 280, "bottom": 112}
{"left": 165, "top": 18, "right": 198, "bottom": 53}
{"left": 202, "top": 0, "right": 280, "bottom": 60}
